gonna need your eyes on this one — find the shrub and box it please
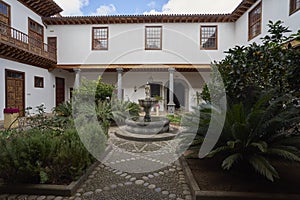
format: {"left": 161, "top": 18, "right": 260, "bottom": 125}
{"left": 96, "top": 100, "right": 112, "bottom": 136}
{"left": 95, "top": 77, "right": 115, "bottom": 102}
{"left": 72, "top": 78, "right": 115, "bottom": 136}
{"left": 52, "top": 101, "right": 73, "bottom": 127}
{"left": 111, "top": 100, "right": 141, "bottom": 123}
{"left": 53, "top": 101, "right": 72, "bottom": 118}
{"left": 72, "top": 77, "right": 114, "bottom": 104}
{"left": 202, "top": 21, "right": 300, "bottom": 103}
{"left": 0, "top": 128, "right": 95, "bottom": 184}
{"left": 189, "top": 91, "right": 300, "bottom": 181}
{"left": 166, "top": 114, "right": 181, "bottom": 125}
{"left": 25, "top": 104, "right": 52, "bottom": 130}
{"left": 75, "top": 119, "right": 108, "bottom": 161}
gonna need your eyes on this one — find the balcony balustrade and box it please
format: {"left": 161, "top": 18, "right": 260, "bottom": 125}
{"left": 0, "top": 23, "right": 57, "bottom": 68}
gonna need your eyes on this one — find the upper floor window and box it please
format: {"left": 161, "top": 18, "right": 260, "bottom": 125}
{"left": 29, "top": 18, "right": 43, "bottom": 35}
{"left": 28, "top": 18, "right": 44, "bottom": 48}
{"left": 92, "top": 27, "right": 108, "bottom": 50}
{"left": 290, "top": 0, "right": 300, "bottom": 15}
{"left": 200, "top": 26, "right": 218, "bottom": 50}
{"left": 0, "top": 0, "right": 10, "bottom": 25}
{"left": 248, "top": 2, "right": 262, "bottom": 40}
{"left": 145, "top": 26, "right": 162, "bottom": 50}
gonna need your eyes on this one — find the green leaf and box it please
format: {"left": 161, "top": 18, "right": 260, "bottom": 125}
{"left": 231, "top": 122, "right": 248, "bottom": 142}
{"left": 248, "top": 155, "right": 279, "bottom": 182}
{"left": 227, "top": 140, "right": 240, "bottom": 148}
{"left": 250, "top": 141, "right": 268, "bottom": 153}
{"left": 207, "top": 146, "right": 230, "bottom": 158}
{"left": 267, "top": 148, "right": 300, "bottom": 162}
{"left": 39, "top": 170, "right": 49, "bottom": 184}
{"left": 222, "top": 153, "right": 242, "bottom": 170}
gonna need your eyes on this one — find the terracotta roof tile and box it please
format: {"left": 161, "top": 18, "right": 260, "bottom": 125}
{"left": 43, "top": 0, "right": 257, "bottom": 25}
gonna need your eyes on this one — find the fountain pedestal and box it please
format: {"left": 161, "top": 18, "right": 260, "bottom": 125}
{"left": 139, "top": 98, "right": 158, "bottom": 122}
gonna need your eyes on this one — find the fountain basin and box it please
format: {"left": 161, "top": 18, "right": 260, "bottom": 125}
{"left": 138, "top": 98, "right": 158, "bottom": 108}
{"left": 125, "top": 117, "right": 170, "bottom": 135}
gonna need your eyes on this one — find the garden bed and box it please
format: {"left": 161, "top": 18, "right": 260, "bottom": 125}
{"left": 0, "top": 161, "right": 99, "bottom": 196}
{"left": 180, "top": 157, "right": 300, "bottom": 200}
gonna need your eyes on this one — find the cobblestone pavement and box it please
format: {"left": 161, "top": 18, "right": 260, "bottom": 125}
{"left": 0, "top": 127, "right": 192, "bottom": 200}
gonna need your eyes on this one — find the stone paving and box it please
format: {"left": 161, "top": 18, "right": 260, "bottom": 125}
{"left": 0, "top": 126, "right": 192, "bottom": 200}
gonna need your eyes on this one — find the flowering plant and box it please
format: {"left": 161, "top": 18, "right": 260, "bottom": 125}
{"left": 3, "top": 108, "right": 19, "bottom": 114}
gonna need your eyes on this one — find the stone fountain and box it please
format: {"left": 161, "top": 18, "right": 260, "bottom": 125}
{"left": 124, "top": 82, "right": 170, "bottom": 135}
{"left": 139, "top": 82, "right": 157, "bottom": 122}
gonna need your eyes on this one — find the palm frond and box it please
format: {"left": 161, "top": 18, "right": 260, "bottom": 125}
{"left": 231, "top": 122, "right": 248, "bottom": 142}
{"left": 226, "top": 140, "right": 241, "bottom": 148}
{"left": 222, "top": 153, "right": 242, "bottom": 170}
{"left": 207, "top": 146, "right": 231, "bottom": 158}
{"left": 248, "top": 155, "right": 279, "bottom": 182}
{"left": 250, "top": 141, "right": 268, "bottom": 153}
{"left": 251, "top": 91, "right": 273, "bottom": 112}
{"left": 267, "top": 148, "right": 300, "bottom": 162}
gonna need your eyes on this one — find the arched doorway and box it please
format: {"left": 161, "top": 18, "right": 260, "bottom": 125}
{"left": 165, "top": 79, "right": 189, "bottom": 110}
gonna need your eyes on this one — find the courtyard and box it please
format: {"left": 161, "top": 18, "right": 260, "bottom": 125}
{"left": 0, "top": 0, "right": 300, "bottom": 200}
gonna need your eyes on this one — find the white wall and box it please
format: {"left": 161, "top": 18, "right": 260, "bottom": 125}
{"left": 0, "top": 59, "right": 74, "bottom": 120}
{"left": 235, "top": 0, "right": 300, "bottom": 46}
{"left": 47, "top": 22, "right": 235, "bottom": 65}
{"left": 3, "top": 0, "right": 50, "bottom": 44}
{"left": 80, "top": 69, "right": 209, "bottom": 111}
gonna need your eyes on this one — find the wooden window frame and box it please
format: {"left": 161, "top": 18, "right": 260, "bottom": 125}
{"left": 200, "top": 25, "right": 218, "bottom": 50}
{"left": 92, "top": 27, "right": 109, "bottom": 50}
{"left": 0, "top": 0, "right": 10, "bottom": 26}
{"left": 290, "top": 0, "right": 300, "bottom": 15}
{"left": 145, "top": 26, "right": 162, "bottom": 50}
{"left": 34, "top": 76, "right": 44, "bottom": 88}
{"left": 28, "top": 18, "right": 44, "bottom": 40}
{"left": 248, "top": 2, "right": 262, "bottom": 41}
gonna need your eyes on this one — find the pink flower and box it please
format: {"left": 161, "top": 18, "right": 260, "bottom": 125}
{"left": 3, "top": 108, "right": 19, "bottom": 114}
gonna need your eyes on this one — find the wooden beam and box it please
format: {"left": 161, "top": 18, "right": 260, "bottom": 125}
{"left": 55, "top": 64, "right": 211, "bottom": 70}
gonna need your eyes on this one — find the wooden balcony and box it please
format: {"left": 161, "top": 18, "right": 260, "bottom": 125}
{"left": 0, "top": 23, "right": 57, "bottom": 69}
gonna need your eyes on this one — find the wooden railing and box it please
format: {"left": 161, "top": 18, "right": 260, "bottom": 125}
{"left": 0, "top": 23, "right": 57, "bottom": 62}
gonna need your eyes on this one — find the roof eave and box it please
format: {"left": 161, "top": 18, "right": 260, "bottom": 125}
{"left": 17, "top": 0, "right": 63, "bottom": 17}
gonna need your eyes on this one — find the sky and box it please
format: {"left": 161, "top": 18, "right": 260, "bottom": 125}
{"left": 54, "top": 0, "right": 243, "bottom": 16}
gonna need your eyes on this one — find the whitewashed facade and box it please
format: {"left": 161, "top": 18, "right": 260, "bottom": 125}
{"left": 0, "top": 0, "right": 299, "bottom": 120}
{"left": 0, "top": 0, "right": 73, "bottom": 120}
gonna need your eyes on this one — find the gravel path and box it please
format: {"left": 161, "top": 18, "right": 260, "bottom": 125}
{"left": 0, "top": 127, "right": 192, "bottom": 200}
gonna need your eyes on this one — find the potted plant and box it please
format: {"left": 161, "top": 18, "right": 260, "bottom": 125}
{"left": 3, "top": 108, "right": 19, "bottom": 129}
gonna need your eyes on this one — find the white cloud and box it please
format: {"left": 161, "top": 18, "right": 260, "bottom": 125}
{"left": 147, "top": 1, "right": 156, "bottom": 8}
{"left": 144, "top": 9, "right": 161, "bottom": 15}
{"left": 91, "top": 4, "right": 117, "bottom": 16}
{"left": 54, "top": 0, "right": 89, "bottom": 16}
{"left": 144, "top": 0, "right": 242, "bottom": 15}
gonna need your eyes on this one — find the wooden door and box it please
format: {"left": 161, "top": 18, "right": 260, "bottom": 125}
{"left": 56, "top": 77, "right": 65, "bottom": 106}
{"left": 47, "top": 37, "right": 57, "bottom": 59}
{"left": 5, "top": 70, "right": 25, "bottom": 116}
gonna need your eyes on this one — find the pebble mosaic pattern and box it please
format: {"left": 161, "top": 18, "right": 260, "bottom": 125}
{"left": 0, "top": 127, "right": 192, "bottom": 200}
